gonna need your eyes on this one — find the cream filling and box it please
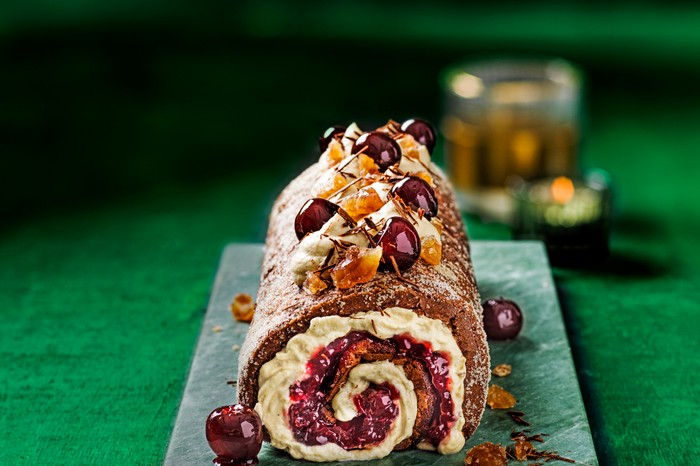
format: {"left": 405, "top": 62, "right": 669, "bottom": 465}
{"left": 255, "top": 307, "right": 467, "bottom": 462}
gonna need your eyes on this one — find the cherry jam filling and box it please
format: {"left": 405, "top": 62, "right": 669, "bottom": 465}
{"left": 393, "top": 334, "right": 455, "bottom": 447}
{"left": 287, "top": 330, "right": 455, "bottom": 450}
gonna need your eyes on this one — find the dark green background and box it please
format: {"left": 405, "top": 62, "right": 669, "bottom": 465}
{"left": 1, "top": 2, "right": 698, "bottom": 464}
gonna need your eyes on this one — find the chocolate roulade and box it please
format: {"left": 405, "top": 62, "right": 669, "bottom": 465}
{"left": 237, "top": 120, "right": 490, "bottom": 462}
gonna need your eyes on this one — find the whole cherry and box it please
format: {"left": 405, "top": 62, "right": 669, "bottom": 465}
{"left": 205, "top": 404, "right": 263, "bottom": 465}
{"left": 294, "top": 198, "right": 340, "bottom": 240}
{"left": 400, "top": 118, "right": 436, "bottom": 153}
{"left": 374, "top": 216, "right": 421, "bottom": 271}
{"left": 482, "top": 298, "right": 523, "bottom": 340}
{"left": 319, "top": 125, "right": 346, "bottom": 152}
{"left": 390, "top": 176, "right": 438, "bottom": 219}
{"left": 352, "top": 131, "right": 402, "bottom": 172}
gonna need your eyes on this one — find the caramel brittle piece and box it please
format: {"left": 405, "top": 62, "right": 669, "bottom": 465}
{"left": 320, "top": 138, "right": 345, "bottom": 166}
{"left": 487, "top": 384, "right": 517, "bottom": 409}
{"left": 420, "top": 235, "right": 442, "bottom": 265}
{"left": 231, "top": 293, "right": 255, "bottom": 322}
{"left": 513, "top": 438, "right": 536, "bottom": 461}
{"left": 492, "top": 364, "right": 512, "bottom": 377}
{"left": 464, "top": 442, "right": 507, "bottom": 466}
{"left": 358, "top": 153, "right": 380, "bottom": 177}
{"left": 430, "top": 216, "right": 444, "bottom": 235}
{"left": 339, "top": 187, "right": 384, "bottom": 221}
{"left": 330, "top": 246, "right": 382, "bottom": 289}
{"left": 398, "top": 134, "right": 421, "bottom": 160}
{"left": 317, "top": 173, "right": 348, "bottom": 199}
{"left": 303, "top": 271, "right": 329, "bottom": 295}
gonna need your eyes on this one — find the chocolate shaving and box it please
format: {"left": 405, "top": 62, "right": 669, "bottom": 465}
{"left": 370, "top": 319, "right": 378, "bottom": 334}
{"left": 389, "top": 256, "right": 402, "bottom": 278}
{"left": 226, "top": 380, "right": 237, "bottom": 386}
{"left": 506, "top": 430, "right": 575, "bottom": 464}
{"left": 364, "top": 216, "right": 378, "bottom": 231}
{"left": 384, "top": 119, "right": 401, "bottom": 134}
{"left": 508, "top": 410, "right": 531, "bottom": 426}
{"left": 398, "top": 276, "right": 420, "bottom": 289}
{"left": 336, "top": 207, "right": 357, "bottom": 228}
{"left": 360, "top": 226, "right": 377, "bottom": 247}
{"left": 388, "top": 256, "right": 420, "bottom": 289}
{"left": 415, "top": 157, "right": 439, "bottom": 177}
{"left": 389, "top": 194, "right": 409, "bottom": 219}
{"left": 280, "top": 303, "right": 298, "bottom": 312}
{"left": 507, "top": 447, "right": 575, "bottom": 464}
{"left": 340, "top": 224, "right": 366, "bottom": 236}
{"left": 511, "top": 430, "right": 547, "bottom": 443}
{"left": 321, "top": 247, "right": 335, "bottom": 269}
{"left": 544, "top": 453, "right": 576, "bottom": 463}
{"left": 338, "top": 170, "right": 357, "bottom": 179}
{"left": 390, "top": 165, "right": 406, "bottom": 177}
{"left": 335, "top": 151, "right": 360, "bottom": 174}
{"left": 354, "top": 144, "right": 369, "bottom": 156}
{"left": 328, "top": 238, "right": 355, "bottom": 253}
{"left": 390, "top": 193, "right": 419, "bottom": 223}
{"left": 313, "top": 263, "right": 336, "bottom": 275}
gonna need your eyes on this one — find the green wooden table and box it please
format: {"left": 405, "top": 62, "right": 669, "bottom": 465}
{"left": 1, "top": 2, "right": 699, "bottom": 464}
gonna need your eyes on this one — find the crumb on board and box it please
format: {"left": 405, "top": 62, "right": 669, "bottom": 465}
{"left": 492, "top": 364, "right": 512, "bottom": 377}
{"left": 487, "top": 384, "right": 517, "bottom": 409}
{"left": 464, "top": 442, "right": 507, "bottom": 465}
{"left": 231, "top": 293, "right": 256, "bottom": 322}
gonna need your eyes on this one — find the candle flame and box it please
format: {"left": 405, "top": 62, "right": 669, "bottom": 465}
{"left": 551, "top": 176, "right": 575, "bottom": 204}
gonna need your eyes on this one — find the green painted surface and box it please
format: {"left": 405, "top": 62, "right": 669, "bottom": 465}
{"left": 1, "top": 2, "right": 699, "bottom": 465}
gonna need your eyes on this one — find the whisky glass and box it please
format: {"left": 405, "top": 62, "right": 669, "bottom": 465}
{"left": 441, "top": 58, "right": 582, "bottom": 222}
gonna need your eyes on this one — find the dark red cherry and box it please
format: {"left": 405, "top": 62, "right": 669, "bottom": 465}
{"left": 295, "top": 198, "right": 339, "bottom": 240}
{"left": 205, "top": 404, "right": 263, "bottom": 465}
{"left": 319, "top": 125, "right": 346, "bottom": 152}
{"left": 374, "top": 216, "right": 421, "bottom": 271}
{"left": 482, "top": 298, "right": 523, "bottom": 340}
{"left": 401, "top": 118, "right": 436, "bottom": 153}
{"left": 352, "top": 131, "right": 402, "bottom": 172}
{"left": 391, "top": 176, "right": 438, "bottom": 219}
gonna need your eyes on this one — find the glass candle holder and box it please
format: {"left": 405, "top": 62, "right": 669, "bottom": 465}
{"left": 509, "top": 171, "right": 611, "bottom": 267}
{"left": 441, "top": 58, "right": 583, "bottom": 222}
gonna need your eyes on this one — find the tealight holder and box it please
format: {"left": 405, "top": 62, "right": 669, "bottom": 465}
{"left": 509, "top": 171, "right": 611, "bottom": 266}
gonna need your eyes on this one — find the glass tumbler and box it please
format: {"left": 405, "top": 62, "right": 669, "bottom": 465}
{"left": 441, "top": 58, "right": 583, "bottom": 222}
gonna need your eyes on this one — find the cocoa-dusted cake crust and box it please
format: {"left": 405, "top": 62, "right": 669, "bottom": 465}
{"left": 237, "top": 161, "right": 490, "bottom": 444}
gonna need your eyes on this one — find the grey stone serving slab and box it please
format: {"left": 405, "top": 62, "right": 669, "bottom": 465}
{"left": 164, "top": 241, "right": 597, "bottom": 465}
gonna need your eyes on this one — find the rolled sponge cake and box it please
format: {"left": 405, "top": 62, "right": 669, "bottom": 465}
{"left": 237, "top": 125, "right": 490, "bottom": 462}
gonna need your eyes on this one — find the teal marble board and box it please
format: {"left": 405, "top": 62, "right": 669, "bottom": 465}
{"left": 165, "top": 242, "right": 598, "bottom": 465}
